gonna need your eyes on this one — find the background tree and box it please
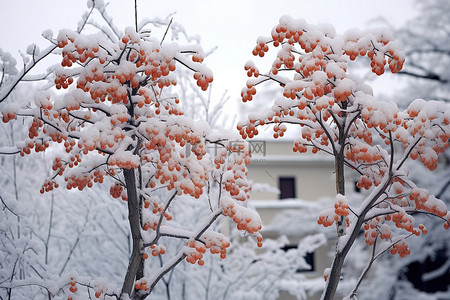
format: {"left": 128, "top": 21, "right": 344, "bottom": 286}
{"left": 394, "top": 0, "right": 450, "bottom": 103}
{"left": 238, "top": 15, "right": 450, "bottom": 299}
{"left": 0, "top": 1, "right": 262, "bottom": 299}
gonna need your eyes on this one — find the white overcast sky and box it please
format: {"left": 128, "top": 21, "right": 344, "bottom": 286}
{"left": 0, "top": 0, "right": 418, "bottom": 114}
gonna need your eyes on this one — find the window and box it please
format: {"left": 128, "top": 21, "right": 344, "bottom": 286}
{"left": 279, "top": 177, "right": 296, "bottom": 199}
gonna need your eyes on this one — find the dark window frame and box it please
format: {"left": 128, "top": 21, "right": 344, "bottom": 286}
{"left": 279, "top": 176, "right": 296, "bottom": 200}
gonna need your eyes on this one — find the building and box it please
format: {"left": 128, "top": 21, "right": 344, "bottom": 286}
{"left": 247, "top": 138, "right": 339, "bottom": 300}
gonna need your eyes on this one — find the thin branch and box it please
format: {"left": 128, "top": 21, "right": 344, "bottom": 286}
{"left": 45, "top": 193, "right": 55, "bottom": 265}
{"left": 154, "top": 191, "right": 177, "bottom": 242}
{"left": 0, "top": 195, "right": 19, "bottom": 217}
{"left": 134, "top": 0, "right": 138, "bottom": 33}
{"left": 97, "top": 3, "right": 121, "bottom": 40}
{"left": 347, "top": 235, "right": 379, "bottom": 298}
{"left": 160, "top": 18, "right": 174, "bottom": 46}
{"left": 0, "top": 4, "right": 95, "bottom": 104}
{"left": 398, "top": 70, "right": 448, "bottom": 83}
{"left": 58, "top": 210, "right": 90, "bottom": 276}
{"left": 436, "top": 178, "right": 450, "bottom": 199}
{"left": 143, "top": 250, "right": 187, "bottom": 296}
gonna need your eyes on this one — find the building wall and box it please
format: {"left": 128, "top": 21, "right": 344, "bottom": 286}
{"left": 246, "top": 139, "right": 337, "bottom": 300}
{"left": 248, "top": 140, "right": 336, "bottom": 202}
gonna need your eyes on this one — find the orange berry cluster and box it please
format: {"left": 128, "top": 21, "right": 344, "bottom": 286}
{"left": 110, "top": 182, "right": 124, "bottom": 199}
{"left": 2, "top": 111, "right": 16, "bottom": 123}
{"left": 241, "top": 85, "right": 257, "bottom": 102}
{"left": 272, "top": 123, "right": 287, "bottom": 139}
{"left": 200, "top": 235, "right": 231, "bottom": 255}
{"left": 252, "top": 40, "right": 269, "bottom": 57}
{"left": 346, "top": 145, "right": 382, "bottom": 169}
{"left": 51, "top": 157, "right": 65, "bottom": 175}
{"left": 192, "top": 53, "right": 204, "bottom": 63}
{"left": 390, "top": 240, "right": 411, "bottom": 258}
{"left": 393, "top": 211, "right": 424, "bottom": 232}
{"left": 211, "top": 146, "right": 252, "bottom": 201}
{"left": 378, "top": 223, "right": 392, "bottom": 240}
{"left": 348, "top": 122, "right": 374, "bottom": 145}
{"left": 67, "top": 154, "right": 82, "bottom": 169}
{"left": 333, "top": 86, "right": 352, "bottom": 102}
{"left": 94, "top": 290, "right": 103, "bottom": 298}
{"left": 134, "top": 278, "right": 148, "bottom": 291}
{"left": 65, "top": 174, "right": 94, "bottom": 191}
{"left": 271, "top": 22, "right": 303, "bottom": 47}
{"left": 109, "top": 114, "right": 129, "bottom": 126}
{"left": 270, "top": 46, "right": 295, "bottom": 74}
{"left": 221, "top": 197, "right": 262, "bottom": 241}
{"left": 334, "top": 195, "right": 349, "bottom": 217}
{"left": 109, "top": 156, "right": 139, "bottom": 170}
{"left": 238, "top": 17, "right": 408, "bottom": 151}
{"left": 237, "top": 120, "right": 258, "bottom": 139}
{"left": 193, "top": 72, "right": 213, "bottom": 91}
{"left": 244, "top": 61, "right": 259, "bottom": 77}
{"left": 317, "top": 214, "right": 335, "bottom": 227}
{"left": 54, "top": 74, "right": 74, "bottom": 90}
{"left": 408, "top": 190, "right": 448, "bottom": 218}
{"left": 142, "top": 200, "right": 172, "bottom": 231}
{"left": 68, "top": 277, "right": 78, "bottom": 295}
{"left": 343, "top": 38, "right": 404, "bottom": 75}
{"left": 40, "top": 179, "right": 59, "bottom": 194}
{"left": 223, "top": 167, "right": 250, "bottom": 200}
{"left": 63, "top": 139, "right": 76, "bottom": 153}
{"left": 55, "top": 25, "right": 213, "bottom": 114}
{"left": 356, "top": 175, "right": 373, "bottom": 190}
{"left": 293, "top": 140, "right": 307, "bottom": 153}
{"left": 142, "top": 220, "right": 158, "bottom": 231}
{"left": 213, "top": 152, "right": 227, "bottom": 169}
{"left": 185, "top": 240, "right": 207, "bottom": 265}
{"left": 362, "top": 208, "right": 436, "bottom": 250}
{"left": 19, "top": 140, "right": 50, "bottom": 157}
{"left": 185, "top": 235, "right": 232, "bottom": 265}
{"left": 361, "top": 100, "right": 450, "bottom": 172}
{"left": 317, "top": 208, "right": 349, "bottom": 228}
{"left": 28, "top": 118, "right": 43, "bottom": 139}
{"left": 363, "top": 219, "right": 381, "bottom": 246}
{"left": 148, "top": 244, "right": 166, "bottom": 257}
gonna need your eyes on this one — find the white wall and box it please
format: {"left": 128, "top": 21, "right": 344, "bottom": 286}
{"left": 247, "top": 140, "right": 336, "bottom": 202}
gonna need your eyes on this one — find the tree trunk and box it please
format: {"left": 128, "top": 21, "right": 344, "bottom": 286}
{"left": 121, "top": 167, "right": 143, "bottom": 297}
{"left": 321, "top": 143, "right": 392, "bottom": 299}
{"left": 322, "top": 115, "right": 347, "bottom": 300}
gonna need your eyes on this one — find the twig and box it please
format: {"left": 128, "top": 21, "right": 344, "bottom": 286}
{"left": 161, "top": 18, "right": 174, "bottom": 46}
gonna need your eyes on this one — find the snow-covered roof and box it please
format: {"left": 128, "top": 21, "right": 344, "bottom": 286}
{"left": 250, "top": 154, "right": 334, "bottom": 165}
{"left": 250, "top": 199, "right": 321, "bottom": 209}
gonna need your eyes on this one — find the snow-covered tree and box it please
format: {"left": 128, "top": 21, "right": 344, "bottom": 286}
{"left": 352, "top": 1, "right": 450, "bottom": 298}
{"left": 0, "top": 1, "right": 262, "bottom": 299}
{"left": 238, "top": 15, "right": 450, "bottom": 299}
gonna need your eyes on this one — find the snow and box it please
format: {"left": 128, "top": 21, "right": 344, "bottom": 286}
{"left": 252, "top": 199, "right": 321, "bottom": 209}
{"left": 251, "top": 154, "right": 334, "bottom": 164}
{"left": 1, "top": 1, "right": 450, "bottom": 299}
